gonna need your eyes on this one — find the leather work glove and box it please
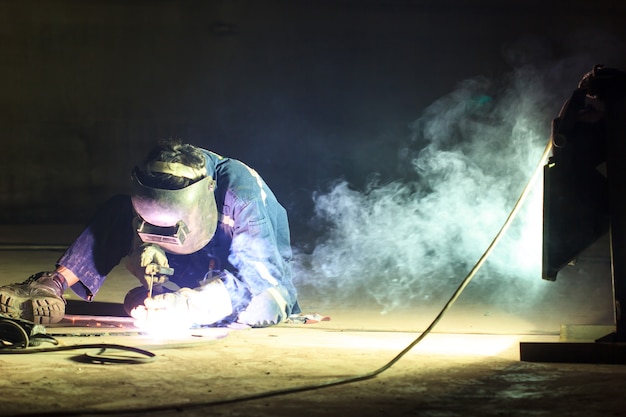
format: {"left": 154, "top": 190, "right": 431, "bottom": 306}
{"left": 237, "top": 287, "right": 288, "bottom": 328}
{"left": 126, "top": 243, "right": 170, "bottom": 289}
{"left": 130, "top": 279, "right": 233, "bottom": 330}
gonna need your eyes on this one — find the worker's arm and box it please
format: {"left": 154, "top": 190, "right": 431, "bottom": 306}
{"left": 227, "top": 198, "right": 297, "bottom": 327}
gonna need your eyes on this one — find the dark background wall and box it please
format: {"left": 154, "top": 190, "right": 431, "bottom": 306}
{"left": 1, "top": 0, "right": 626, "bottom": 245}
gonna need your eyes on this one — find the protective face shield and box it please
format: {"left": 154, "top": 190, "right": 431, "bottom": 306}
{"left": 130, "top": 164, "right": 218, "bottom": 255}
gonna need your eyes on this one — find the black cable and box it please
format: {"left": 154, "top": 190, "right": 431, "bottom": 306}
{"left": 0, "top": 342, "right": 156, "bottom": 364}
{"left": 0, "top": 316, "right": 154, "bottom": 363}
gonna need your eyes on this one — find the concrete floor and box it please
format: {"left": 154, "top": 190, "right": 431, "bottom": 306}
{"left": 1, "top": 226, "right": 626, "bottom": 417}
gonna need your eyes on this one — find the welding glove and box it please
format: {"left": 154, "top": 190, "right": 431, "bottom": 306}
{"left": 130, "top": 278, "right": 233, "bottom": 329}
{"left": 237, "top": 287, "right": 288, "bottom": 328}
{"left": 125, "top": 243, "right": 170, "bottom": 289}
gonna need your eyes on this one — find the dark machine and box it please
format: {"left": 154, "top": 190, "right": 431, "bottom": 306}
{"left": 540, "top": 65, "right": 626, "bottom": 354}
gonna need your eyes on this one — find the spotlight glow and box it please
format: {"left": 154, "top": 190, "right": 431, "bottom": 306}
{"left": 283, "top": 330, "right": 519, "bottom": 358}
{"left": 411, "top": 333, "right": 519, "bottom": 357}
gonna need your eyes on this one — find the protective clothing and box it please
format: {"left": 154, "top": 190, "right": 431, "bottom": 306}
{"left": 125, "top": 243, "right": 170, "bottom": 288}
{"left": 0, "top": 272, "right": 67, "bottom": 325}
{"left": 131, "top": 169, "right": 218, "bottom": 255}
{"left": 237, "top": 287, "right": 290, "bottom": 327}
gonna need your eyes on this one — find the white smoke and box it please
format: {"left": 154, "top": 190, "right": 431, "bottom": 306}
{"left": 293, "top": 60, "right": 598, "bottom": 313}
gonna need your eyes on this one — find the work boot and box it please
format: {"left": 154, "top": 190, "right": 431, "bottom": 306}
{"left": 0, "top": 272, "right": 67, "bottom": 325}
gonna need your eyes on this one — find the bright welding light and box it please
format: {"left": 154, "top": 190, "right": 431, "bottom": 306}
{"left": 131, "top": 305, "right": 196, "bottom": 339}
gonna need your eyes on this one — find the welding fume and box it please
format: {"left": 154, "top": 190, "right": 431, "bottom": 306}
{"left": 295, "top": 65, "right": 565, "bottom": 313}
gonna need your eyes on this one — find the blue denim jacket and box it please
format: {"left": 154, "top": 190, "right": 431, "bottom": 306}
{"left": 193, "top": 149, "right": 299, "bottom": 316}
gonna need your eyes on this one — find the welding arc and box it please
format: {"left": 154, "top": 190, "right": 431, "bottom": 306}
{"left": 18, "top": 139, "right": 554, "bottom": 417}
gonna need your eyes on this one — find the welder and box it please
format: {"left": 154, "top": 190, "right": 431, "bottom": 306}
{"left": 0, "top": 139, "right": 300, "bottom": 328}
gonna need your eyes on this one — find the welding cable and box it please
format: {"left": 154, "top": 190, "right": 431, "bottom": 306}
{"left": 17, "top": 139, "right": 554, "bottom": 417}
{"left": 0, "top": 316, "right": 155, "bottom": 363}
{"left": 0, "top": 342, "right": 156, "bottom": 364}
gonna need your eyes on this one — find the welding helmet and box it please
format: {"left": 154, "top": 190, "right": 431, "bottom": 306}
{"left": 130, "top": 161, "right": 218, "bottom": 255}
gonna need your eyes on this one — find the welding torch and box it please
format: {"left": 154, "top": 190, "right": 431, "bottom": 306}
{"left": 144, "top": 263, "right": 175, "bottom": 298}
